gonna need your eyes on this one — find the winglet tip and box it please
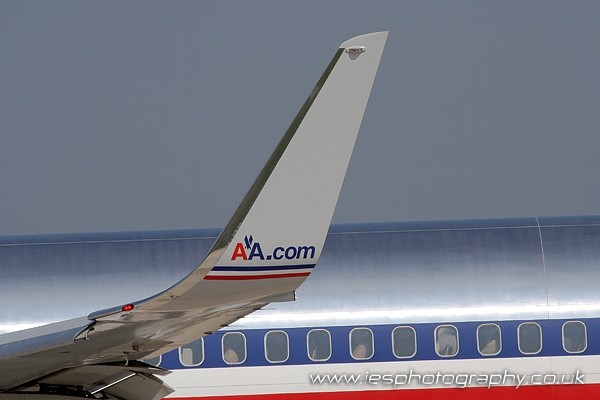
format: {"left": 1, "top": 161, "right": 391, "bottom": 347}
{"left": 340, "top": 31, "right": 389, "bottom": 49}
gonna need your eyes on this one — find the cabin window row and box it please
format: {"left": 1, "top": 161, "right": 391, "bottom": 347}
{"left": 435, "top": 321, "right": 586, "bottom": 357}
{"left": 144, "top": 320, "right": 588, "bottom": 367}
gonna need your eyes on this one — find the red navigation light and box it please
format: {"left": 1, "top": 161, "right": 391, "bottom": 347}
{"left": 122, "top": 304, "right": 134, "bottom": 312}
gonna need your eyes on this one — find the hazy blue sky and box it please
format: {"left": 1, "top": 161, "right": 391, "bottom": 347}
{"left": 2, "top": 1, "right": 599, "bottom": 235}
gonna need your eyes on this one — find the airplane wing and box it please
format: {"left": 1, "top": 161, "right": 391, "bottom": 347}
{"left": 0, "top": 32, "right": 387, "bottom": 400}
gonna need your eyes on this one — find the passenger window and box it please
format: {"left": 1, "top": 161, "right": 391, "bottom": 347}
{"left": 141, "top": 355, "right": 161, "bottom": 367}
{"left": 435, "top": 325, "right": 458, "bottom": 357}
{"left": 265, "top": 331, "right": 289, "bottom": 363}
{"left": 222, "top": 332, "right": 246, "bottom": 364}
{"left": 179, "top": 338, "right": 204, "bottom": 366}
{"left": 350, "top": 328, "right": 374, "bottom": 360}
{"left": 477, "top": 324, "right": 501, "bottom": 356}
{"left": 307, "top": 329, "right": 331, "bottom": 361}
{"left": 563, "top": 321, "right": 587, "bottom": 353}
{"left": 392, "top": 326, "right": 416, "bottom": 358}
{"left": 518, "top": 322, "right": 542, "bottom": 354}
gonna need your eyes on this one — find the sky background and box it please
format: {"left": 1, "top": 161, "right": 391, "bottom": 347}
{"left": 1, "top": 1, "right": 599, "bottom": 236}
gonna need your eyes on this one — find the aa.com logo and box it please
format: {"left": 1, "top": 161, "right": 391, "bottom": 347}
{"left": 231, "top": 235, "right": 316, "bottom": 261}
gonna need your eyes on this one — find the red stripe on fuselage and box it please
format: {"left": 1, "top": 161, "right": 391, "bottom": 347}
{"left": 204, "top": 272, "right": 311, "bottom": 280}
{"left": 167, "top": 384, "right": 600, "bottom": 400}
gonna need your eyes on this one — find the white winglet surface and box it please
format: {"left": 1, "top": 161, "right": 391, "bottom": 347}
{"left": 89, "top": 33, "right": 387, "bottom": 356}
{"left": 206, "top": 31, "right": 388, "bottom": 280}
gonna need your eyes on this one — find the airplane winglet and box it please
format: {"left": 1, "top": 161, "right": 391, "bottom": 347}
{"left": 89, "top": 32, "right": 387, "bottom": 356}
{"left": 205, "top": 31, "right": 388, "bottom": 280}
